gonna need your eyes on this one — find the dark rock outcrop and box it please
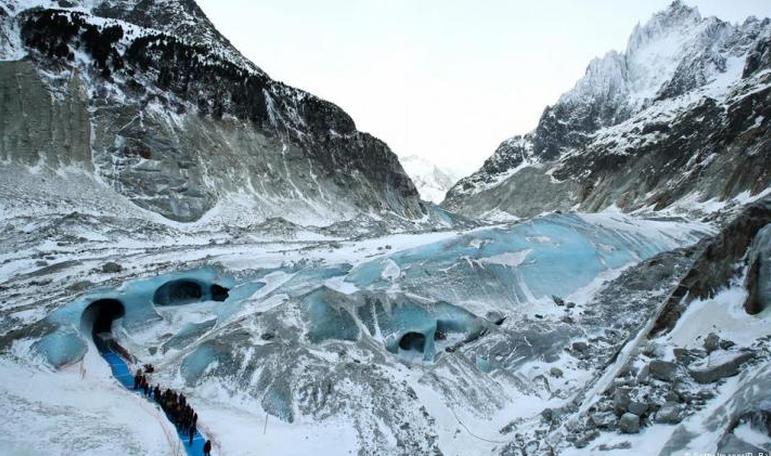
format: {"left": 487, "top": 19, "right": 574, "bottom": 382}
{"left": 744, "top": 224, "right": 771, "bottom": 314}
{"left": 652, "top": 198, "right": 771, "bottom": 335}
{"left": 1, "top": 5, "right": 424, "bottom": 225}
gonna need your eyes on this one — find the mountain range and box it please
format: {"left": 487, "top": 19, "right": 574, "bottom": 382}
{"left": 0, "top": 2, "right": 770, "bottom": 455}
{"left": 444, "top": 1, "right": 770, "bottom": 220}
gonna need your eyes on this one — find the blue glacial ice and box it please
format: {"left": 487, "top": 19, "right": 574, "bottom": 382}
{"left": 35, "top": 213, "right": 703, "bottom": 369}
{"left": 35, "top": 267, "right": 248, "bottom": 367}
{"left": 345, "top": 213, "right": 702, "bottom": 308}
{"left": 301, "top": 287, "right": 360, "bottom": 344}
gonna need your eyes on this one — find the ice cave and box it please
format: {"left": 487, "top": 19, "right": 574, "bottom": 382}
{"left": 81, "top": 298, "right": 125, "bottom": 337}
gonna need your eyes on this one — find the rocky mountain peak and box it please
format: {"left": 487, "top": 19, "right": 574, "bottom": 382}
{"left": 444, "top": 2, "right": 770, "bottom": 220}
{"left": 626, "top": 0, "right": 702, "bottom": 54}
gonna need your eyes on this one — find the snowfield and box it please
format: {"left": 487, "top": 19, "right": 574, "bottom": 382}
{"left": 0, "top": 165, "right": 732, "bottom": 454}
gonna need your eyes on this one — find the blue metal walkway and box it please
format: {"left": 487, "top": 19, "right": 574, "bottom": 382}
{"left": 100, "top": 350, "right": 207, "bottom": 455}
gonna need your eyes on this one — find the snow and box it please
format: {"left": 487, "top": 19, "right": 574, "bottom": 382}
{"left": 399, "top": 155, "right": 459, "bottom": 204}
{"left": 478, "top": 250, "right": 531, "bottom": 268}
{"left": 193, "top": 402, "right": 358, "bottom": 456}
{"left": 0, "top": 197, "right": 715, "bottom": 455}
{"left": 0, "top": 352, "right": 176, "bottom": 455}
{"left": 665, "top": 280, "right": 771, "bottom": 350}
{"left": 733, "top": 421, "right": 770, "bottom": 449}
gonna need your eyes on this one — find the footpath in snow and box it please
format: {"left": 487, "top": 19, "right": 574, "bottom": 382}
{"left": 100, "top": 348, "right": 208, "bottom": 456}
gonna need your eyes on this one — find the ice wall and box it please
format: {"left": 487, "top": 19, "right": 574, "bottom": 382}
{"left": 35, "top": 268, "right": 238, "bottom": 368}
{"left": 345, "top": 213, "right": 705, "bottom": 310}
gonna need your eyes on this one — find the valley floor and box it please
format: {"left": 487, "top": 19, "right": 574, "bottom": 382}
{"left": 0, "top": 168, "right": 768, "bottom": 455}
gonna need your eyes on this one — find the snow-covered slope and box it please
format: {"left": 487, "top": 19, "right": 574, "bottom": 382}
{"left": 0, "top": 0, "right": 428, "bottom": 228}
{"left": 399, "top": 155, "right": 459, "bottom": 204}
{"left": 444, "top": 1, "right": 771, "bottom": 220}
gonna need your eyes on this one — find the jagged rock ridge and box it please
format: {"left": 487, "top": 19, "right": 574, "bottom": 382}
{"left": 444, "top": 1, "right": 771, "bottom": 219}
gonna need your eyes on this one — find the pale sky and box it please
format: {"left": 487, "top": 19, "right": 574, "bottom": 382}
{"left": 197, "top": 0, "right": 771, "bottom": 176}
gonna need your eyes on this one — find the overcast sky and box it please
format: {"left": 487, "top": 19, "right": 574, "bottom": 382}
{"left": 197, "top": 0, "right": 771, "bottom": 176}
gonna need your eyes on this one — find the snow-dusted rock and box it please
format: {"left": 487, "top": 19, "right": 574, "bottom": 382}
{"left": 744, "top": 223, "right": 771, "bottom": 314}
{"left": 704, "top": 332, "right": 721, "bottom": 353}
{"left": 689, "top": 350, "right": 755, "bottom": 383}
{"left": 649, "top": 359, "right": 678, "bottom": 382}
{"left": 619, "top": 413, "right": 640, "bottom": 433}
{"left": 654, "top": 401, "right": 686, "bottom": 424}
{"left": 627, "top": 401, "right": 649, "bottom": 417}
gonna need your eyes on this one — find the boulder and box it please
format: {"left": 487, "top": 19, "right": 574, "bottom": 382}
{"left": 719, "top": 339, "right": 735, "bottom": 350}
{"left": 673, "top": 347, "right": 706, "bottom": 365}
{"left": 573, "top": 430, "right": 600, "bottom": 448}
{"left": 635, "top": 363, "right": 650, "bottom": 384}
{"left": 613, "top": 387, "right": 632, "bottom": 416}
{"left": 101, "top": 262, "right": 123, "bottom": 273}
{"left": 549, "top": 367, "right": 564, "bottom": 378}
{"left": 642, "top": 342, "right": 664, "bottom": 358}
{"left": 572, "top": 341, "right": 589, "bottom": 352}
{"left": 552, "top": 295, "right": 565, "bottom": 306}
{"left": 619, "top": 413, "right": 640, "bottom": 434}
{"left": 664, "top": 390, "right": 681, "bottom": 403}
{"left": 589, "top": 411, "right": 616, "bottom": 429}
{"left": 654, "top": 402, "right": 685, "bottom": 424}
{"left": 649, "top": 360, "right": 677, "bottom": 382}
{"left": 67, "top": 280, "right": 93, "bottom": 292}
{"left": 597, "top": 441, "right": 632, "bottom": 451}
{"left": 627, "top": 401, "right": 649, "bottom": 417}
{"left": 703, "top": 333, "right": 720, "bottom": 353}
{"left": 689, "top": 350, "right": 754, "bottom": 384}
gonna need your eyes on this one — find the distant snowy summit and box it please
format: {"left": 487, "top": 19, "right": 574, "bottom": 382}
{"left": 444, "top": 0, "right": 771, "bottom": 220}
{"left": 398, "top": 155, "right": 459, "bottom": 204}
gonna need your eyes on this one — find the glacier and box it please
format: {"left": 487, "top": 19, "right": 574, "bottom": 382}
{"left": 0, "top": 206, "right": 719, "bottom": 454}
{"left": 0, "top": 1, "right": 770, "bottom": 455}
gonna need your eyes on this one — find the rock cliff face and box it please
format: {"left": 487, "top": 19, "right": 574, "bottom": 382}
{"left": 0, "top": 2, "right": 425, "bottom": 225}
{"left": 444, "top": 1, "right": 771, "bottom": 219}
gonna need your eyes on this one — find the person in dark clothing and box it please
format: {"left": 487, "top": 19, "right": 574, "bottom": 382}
{"left": 203, "top": 439, "right": 212, "bottom": 456}
{"left": 133, "top": 369, "right": 141, "bottom": 390}
{"left": 188, "top": 424, "right": 195, "bottom": 445}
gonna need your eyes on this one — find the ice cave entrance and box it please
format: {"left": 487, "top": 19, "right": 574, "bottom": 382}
{"left": 81, "top": 298, "right": 125, "bottom": 337}
{"left": 80, "top": 298, "right": 132, "bottom": 357}
{"left": 153, "top": 279, "right": 230, "bottom": 306}
{"left": 399, "top": 332, "right": 427, "bottom": 352}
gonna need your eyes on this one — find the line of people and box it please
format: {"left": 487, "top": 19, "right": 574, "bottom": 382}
{"left": 133, "top": 366, "right": 213, "bottom": 456}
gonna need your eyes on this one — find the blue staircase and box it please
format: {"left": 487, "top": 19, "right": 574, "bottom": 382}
{"left": 100, "top": 349, "right": 208, "bottom": 455}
